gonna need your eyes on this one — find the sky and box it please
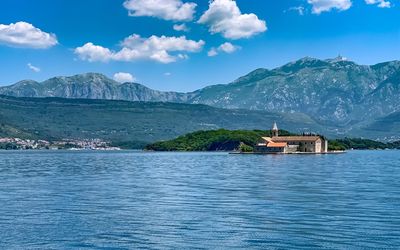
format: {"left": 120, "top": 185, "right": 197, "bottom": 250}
{"left": 0, "top": 0, "right": 399, "bottom": 92}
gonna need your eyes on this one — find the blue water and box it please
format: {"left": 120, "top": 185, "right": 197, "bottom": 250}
{"left": 0, "top": 150, "right": 399, "bottom": 249}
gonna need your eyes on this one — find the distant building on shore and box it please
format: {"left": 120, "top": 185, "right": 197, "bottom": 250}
{"left": 254, "top": 122, "right": 328, "bottom": 154}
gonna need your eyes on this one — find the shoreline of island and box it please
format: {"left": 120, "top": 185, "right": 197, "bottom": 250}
{"left": 144, "top": 128, "right": 400, "bottom": 153}
{"left": 1, "top": 128, "right": 399, "bottom": 152}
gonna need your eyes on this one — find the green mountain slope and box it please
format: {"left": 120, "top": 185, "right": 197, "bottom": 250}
{"left": 357, "top": 111, "right": 400, "bottom": 141}
{"left": 189, "top": 57, "right": 400, "bottom": 125}
{"left": 0, "top": 95, "right": 327, "bottom": 148}
{"left": 1, "top": 57, "right": 399, "bottom": 136}
{"left": 0, "top": 123, "right": 35, "bottom": 138}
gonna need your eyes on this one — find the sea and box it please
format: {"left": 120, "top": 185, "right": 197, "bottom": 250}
{"left": 0, "top": 150, "right": 399, "bottom": 249}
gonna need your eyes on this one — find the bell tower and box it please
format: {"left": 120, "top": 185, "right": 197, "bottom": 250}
{"left": 272, "top": 122, "right": 279, "bottom": 137}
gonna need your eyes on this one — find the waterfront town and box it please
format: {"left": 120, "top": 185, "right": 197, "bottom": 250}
{"left": 0, "top": 138, "right": 121, "bottom": 150}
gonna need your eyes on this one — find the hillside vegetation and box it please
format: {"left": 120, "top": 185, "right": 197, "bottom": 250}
{"left": 0, "top": 95, "right": 324, "bottom": 148}
{"left": 358, "top": 111, "right": 400, "bottom": 141}
{"left": 146, "top": 130, "right": 400, "bottom": 152}
{"left": 328, "top": 138, "right": 400, "bottom": 151}
{"left": 145, "top": 129, "right": 293, "bottom": 151}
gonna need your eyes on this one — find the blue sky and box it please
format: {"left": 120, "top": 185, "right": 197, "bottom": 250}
{"left": 0, "top": 0, "right": 399, "bottom": 92}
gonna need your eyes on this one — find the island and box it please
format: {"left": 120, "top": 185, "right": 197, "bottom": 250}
{"left": 145, "top": 125, "right": 400, "bottom": 153}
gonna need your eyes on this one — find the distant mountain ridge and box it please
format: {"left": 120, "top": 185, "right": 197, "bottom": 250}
{"left": 1, "top": 57, "right": 400, "bottom": 137}
{"left": 188, "top": 57, "right": 400, "bottom": 126}
{"left": 0, "top": 73, "right": 188, "bottom": 102}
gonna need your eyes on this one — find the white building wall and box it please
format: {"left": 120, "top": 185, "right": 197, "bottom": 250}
{"left": 315, "top": 141, "right": 322, "bottom": 153}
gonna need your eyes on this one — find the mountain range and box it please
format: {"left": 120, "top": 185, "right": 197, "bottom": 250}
{"left": 1, "top": 56, "right": 399, "bottom": 140}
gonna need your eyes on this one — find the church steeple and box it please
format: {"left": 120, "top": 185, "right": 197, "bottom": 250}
{"left": 272, "top": 122, "right": 279, "bottom": 137}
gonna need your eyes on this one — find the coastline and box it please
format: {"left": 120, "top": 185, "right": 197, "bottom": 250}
{"left": 230, "top": 151, "right": 346, "bottom": 155}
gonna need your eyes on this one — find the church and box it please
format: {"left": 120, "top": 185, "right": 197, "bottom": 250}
{"left": 254, "top": 122, "right": 328, "bottom": 154}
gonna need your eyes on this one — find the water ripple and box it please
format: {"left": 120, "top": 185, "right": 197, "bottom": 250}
{"left": 0, "top": 150, "right": 399, "bottom": 249}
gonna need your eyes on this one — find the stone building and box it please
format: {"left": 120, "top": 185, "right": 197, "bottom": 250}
{"left": 254, "top": 122, "right": 328, "bottom": 154}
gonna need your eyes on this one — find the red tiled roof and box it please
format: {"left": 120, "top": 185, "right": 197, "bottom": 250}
{"left": 267, "top": 142, "right": 288, "bottom": 148}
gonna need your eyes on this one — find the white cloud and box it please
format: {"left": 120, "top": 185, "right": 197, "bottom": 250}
{"left": 365, "top": 0, "right": 391, "bottom": 8}
{"left": 27, "top": 63, "right": 40, "bottom": 72}
{"left": 207, "top": 48, "right": 218, "bottom": 57}
{"left": 307, "top": 0, "right": 352, "bottom": 14}
{"left": 0, "top": 22, "right": 57, "bottom": 49}
{"left": 121, "top": 34, "right": 203, "bottom": 52}
{"left": 123, "top": 0, "right": 197, "bottom": 21}
{"left": 75, "top": 34, "right": 205, "bottom": 64}
{"left": 208, "top": 42, "right": 239, "bottom": 57}
{"left": 198, "top": 0, "right": 267, "bottom": 40}
{"left": 286, "top": 6, "right": 306, "bottom": 15}
{"left": 177, "top": 53, "right": 189, "bottom": 60}
{"left": 74, "top": 42, "right": 114, "bottom": 62}
{"left": 113, "top": 72, "right": 136, "bottom": 83}
{"left": 164, "top": 72, "right": 172, "bottom": 76}
{"left": 173, "top": 23, "right": 190, "bottom": 32}
{"left": 218, "top": 42, "right": 239, "bottom": 53}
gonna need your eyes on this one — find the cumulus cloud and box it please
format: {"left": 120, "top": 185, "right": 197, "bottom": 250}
{"left": 0, "top": 21, "right": 57, "bottom": 49}
{"left": 123, "top": 0, "right": 197, "bottom": 21}
{"left": 173, "top": 23, "right": 190, "bottom": 32}
{"left": 75, "top": 34, "right": 205, "bottom": 64}
{"left": 27, "top": 63, "right": 40, "bottom": 72}
{"left": 198, "top": 0, "right": 267, "bottom": 40}
{"left": 365, "top": 0, "right": 391, "bottom": 8}
{"left": 219, "top": 42, "right": 239, "bottom": 53}
{"left": 307, "top": 0, "right": 352, "bottom": 14}
{"left": 113, "top": 72, "right": 136, "bottom": 83}
{"left": 74, "top": 42, "right": 113, "bottom": 62}
{"left": 208, "top": 42, "right": 239, "bottom": 57}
